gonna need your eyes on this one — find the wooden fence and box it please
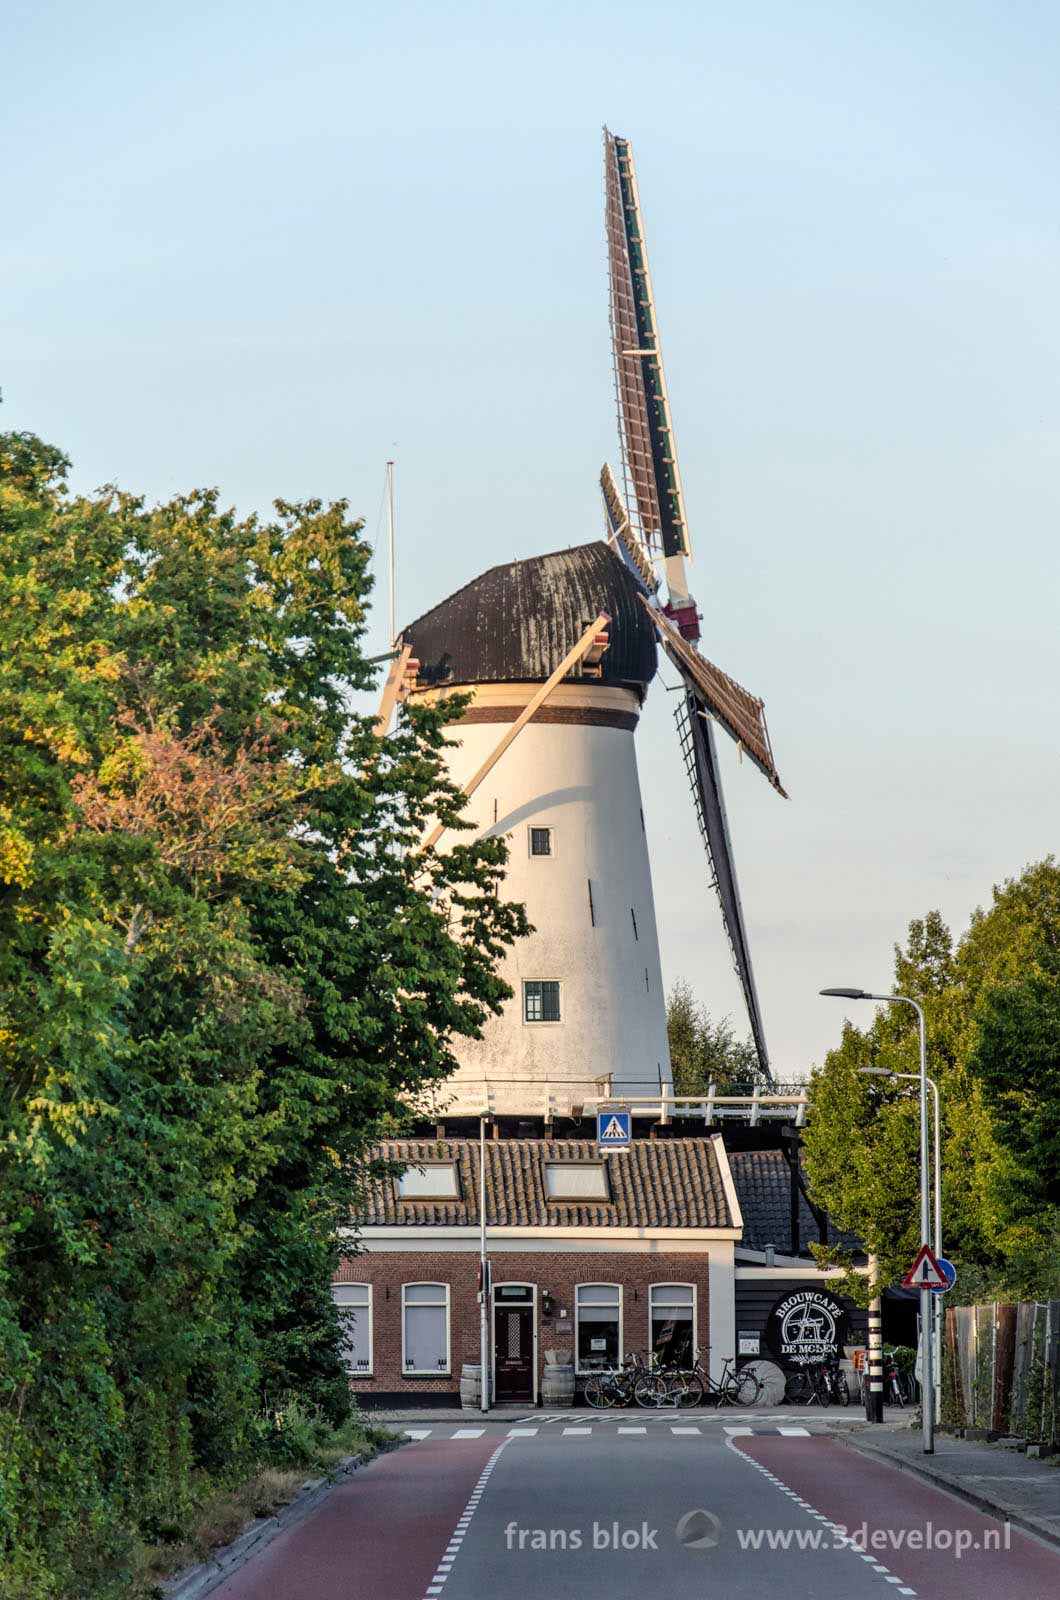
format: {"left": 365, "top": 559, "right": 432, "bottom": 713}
{"left": 943, "top": 1300, "right": 1060, "bottom": 1441}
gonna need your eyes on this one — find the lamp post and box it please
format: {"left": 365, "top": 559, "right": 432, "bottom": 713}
{"left": 821, "top": 988, "right": 935, "bottom": 1454}
{"left": 858, "top": 1066, "right": 943, "bottom": 1422}
{"left": 479, "top": 1115, "right": 490, "bottom": 1414}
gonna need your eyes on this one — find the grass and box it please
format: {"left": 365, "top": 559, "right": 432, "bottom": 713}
{"left": 126, "top": 1414, "right": 396, "bottom": 1599}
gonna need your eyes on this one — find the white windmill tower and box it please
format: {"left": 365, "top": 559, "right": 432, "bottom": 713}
{"left": 374, "top": 130, "right": 787, "bottom": 1118}
{"left": 385, "top": 543, "right": 672, "bottom": 1118}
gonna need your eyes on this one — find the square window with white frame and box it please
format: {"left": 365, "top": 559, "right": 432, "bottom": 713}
{"left": 649, "top": 1283, "right": 696, "bottom": 1370}
{"left": 575, "top": 1283, "right": 622, "bottom": 1373}
{"left": 523, "top": 979, "right": 561, "bottom": 1023}
{"left": 332, "top": 1283, "right": 373, "bottom": 1376}
{"left": 402, "top": 1283, "right": 450, "bottom": 1375}
{"left": 529, "top": 826, "right": 553, "bottom": 857}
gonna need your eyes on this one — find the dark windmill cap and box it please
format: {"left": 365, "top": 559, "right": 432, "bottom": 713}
{"left": 402, "top": 541, "right": 657, "bottom": 696}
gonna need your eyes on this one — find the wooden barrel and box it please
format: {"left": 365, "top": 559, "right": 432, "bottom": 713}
{"left": 459, "top": 1363, "right": 482, "bottom": 1409}
{"left": 541, "top": 1363, "right": 575, "bottom": 1407}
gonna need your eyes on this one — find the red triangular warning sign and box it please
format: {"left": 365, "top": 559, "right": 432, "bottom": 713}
{"left": 902, "top": 1244, "right": 948, "bottom": 1290}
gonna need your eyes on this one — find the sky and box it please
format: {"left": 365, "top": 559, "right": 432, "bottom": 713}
{"left": 6, "top": 1, "right": 1060, "bottom": 1074}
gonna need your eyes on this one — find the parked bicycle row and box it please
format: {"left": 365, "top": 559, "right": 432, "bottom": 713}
{"left": 580, "top": 1348, "right": 897, "bottom": 1409}
{"left": 582, "top": 1348, "right": 762, "bottom": 1409}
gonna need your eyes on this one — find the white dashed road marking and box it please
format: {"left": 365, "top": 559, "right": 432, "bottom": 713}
{"left": 420, "top": 1438, "right": 509, "bottom": 1600}
{"left": 726, "top": 1436, "right": 918, "bottom": 1598}
{"left": 399, "top": 1421, "right": 836, "bottom": 1442}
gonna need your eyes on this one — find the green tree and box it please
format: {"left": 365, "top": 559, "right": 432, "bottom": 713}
{"left": 0, "top": 433, "right": 528, "bottom": 1596}
{"left": 665, "top": 979, "right": 763, "bottom": 1094}
{"left": 803, "top": 875, "right": 1060, "bottom": 1301}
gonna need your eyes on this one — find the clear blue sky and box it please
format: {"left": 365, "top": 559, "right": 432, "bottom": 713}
{"left": 7, "top": 2, "right": 1060, "bottom": 1071}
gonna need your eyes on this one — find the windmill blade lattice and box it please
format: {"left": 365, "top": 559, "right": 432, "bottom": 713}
{"left": 604, "top": 129, "right": 690, "bottom": 568}
{"left": 604, "top": 126, "right": 787, "bottom": 1077}
{"left": 675, "top": 694, "right": 772, "bottom": 1078}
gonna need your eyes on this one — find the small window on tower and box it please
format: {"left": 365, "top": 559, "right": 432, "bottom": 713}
{"left": 523, "top": 980, "right": 561, "bottom": 1023}
{"left": 529, "top": 826, "right": 553, "bottom": 857}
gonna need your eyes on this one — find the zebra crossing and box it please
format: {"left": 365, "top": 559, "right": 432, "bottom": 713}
{"left": 401, "top": 1421, "right": 812, "bottom": 1442}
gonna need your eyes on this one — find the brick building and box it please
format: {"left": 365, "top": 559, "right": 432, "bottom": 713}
{"left": 333, "top": 1135, "right": 739, "bottom": 1406}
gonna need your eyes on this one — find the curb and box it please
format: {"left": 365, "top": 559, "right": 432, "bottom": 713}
{"left": 160, "top": 1436, "right": 405, "bottom": 1600}
{"left": 834, "top": 1429, "right": 1060, "bottom": 1554}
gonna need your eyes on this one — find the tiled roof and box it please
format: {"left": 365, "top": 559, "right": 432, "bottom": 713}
{"left": 727, "top": 1148, "right": 860, "bottom": 1254}
{"left": 355, "top": 1138, "right": 734, "bottom": 1230}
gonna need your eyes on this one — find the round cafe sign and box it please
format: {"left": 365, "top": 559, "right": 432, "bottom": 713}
{"left": 764, "top": 1288, "right": 847, "bottom": 1369}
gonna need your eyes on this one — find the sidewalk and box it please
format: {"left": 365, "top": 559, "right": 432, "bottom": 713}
{"left": 840, "top": 1424, "right": 1060, "bottom": 1549}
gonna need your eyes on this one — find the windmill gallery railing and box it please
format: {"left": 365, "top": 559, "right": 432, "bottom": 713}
{"left": 942, "top": 1301, "right": 1060, "bottom": 1445}
{"left": 602, "top": 1084, "right": 809, "bottom": 1127}
{"left": 421, "top": 1080, "right": 810, "bottom": 1125}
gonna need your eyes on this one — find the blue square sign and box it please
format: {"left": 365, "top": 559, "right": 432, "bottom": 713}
{"left": 597, "top": 1110, "right": 631, "bottom": 1148}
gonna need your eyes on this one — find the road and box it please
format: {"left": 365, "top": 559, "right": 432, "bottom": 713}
{"left": 212, "top": 1415, "right": 1060, "bottom": 1600}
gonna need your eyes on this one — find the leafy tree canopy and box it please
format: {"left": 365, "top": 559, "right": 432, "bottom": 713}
{"left": 0, "top": 432, "right": 528, "bottom": 1595}
{"left": 803, "top": 866, "right": 1060, "bottom": 1302}
{"left": 666, "top": 979, "right": 764, "bottom": 1094}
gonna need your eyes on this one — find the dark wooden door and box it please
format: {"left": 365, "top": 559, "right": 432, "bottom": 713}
{"left": 494, "top": 1306, "right": 533, "bottom": 1403}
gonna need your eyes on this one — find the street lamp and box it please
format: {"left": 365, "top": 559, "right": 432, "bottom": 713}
{"left": 858, "top": 1065, "right": 944, "bottom": 1421}
{"left": 479, "top": 1115, "right": 491, "bottom": 1414}
{"left": 821, "top": 988, "right": 935, "bottom": 1454}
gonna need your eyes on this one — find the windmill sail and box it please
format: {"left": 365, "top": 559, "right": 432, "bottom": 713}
{"left": 605, "top": 127, "right": 787, "bottom": 1078}
{"left": 604, "top": 129, "right": 690, "bottom": 569}
{"left": 676, "top": 695, "right": 771, "bottom": 1074}
{"left": 644, "top": 600, "right": 786, "bottom": 796}
{"left": 600, "top": 462, "right": 658, "bottom": 594}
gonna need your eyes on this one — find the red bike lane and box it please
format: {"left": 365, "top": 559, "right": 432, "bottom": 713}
{"left": 212, "top": 1438, "right": 499, "bottom": 1600}
{"left": 736, "top": 1434, "right": 1060, "bottom": 1600}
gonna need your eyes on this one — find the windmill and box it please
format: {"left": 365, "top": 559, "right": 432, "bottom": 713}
{"left": 373, "top": 132, "right": 786, "bottom": 1113}
{"left": 602, "top": 127, "right": 787, "bottom": 1078}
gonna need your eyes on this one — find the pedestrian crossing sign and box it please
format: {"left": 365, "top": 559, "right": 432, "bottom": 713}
{"left": 597, "top": 1110, "right": 631, "bottom": 1148}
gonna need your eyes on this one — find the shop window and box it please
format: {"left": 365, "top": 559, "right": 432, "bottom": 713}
{"left": 649, "top": 1283, "right": 695, "bottom": 1370}
{"left": 402, "top": 1283, "right": 450, "bottom": 1374}
{"left": 576, "top": 1283, "right": 622, "bottom": 1373}
{"left": 332, "top": 1283, "right": 373, "bottom": 1375}
{"left": 523, "top": 980, "right": 561, "bottom": 1023}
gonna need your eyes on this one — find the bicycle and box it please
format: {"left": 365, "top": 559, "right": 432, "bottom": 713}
{"left": 659, "top": 1347, "right": 762, "bottom": 1409}
{"left": 818, "top": 1360, "right": 850, "bottom": 1406}
{"left": 583, "top": 1352, "right": 669, "bottom": 1410}
{"left": 783, "top": 1360, "right": 849, "bottom": 1406}
{"left": 883, "top": 1354, "right": 907, "bottom": 1407}
{"left": 784, "top": 1364, "right": 831, "bottom": 1406}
